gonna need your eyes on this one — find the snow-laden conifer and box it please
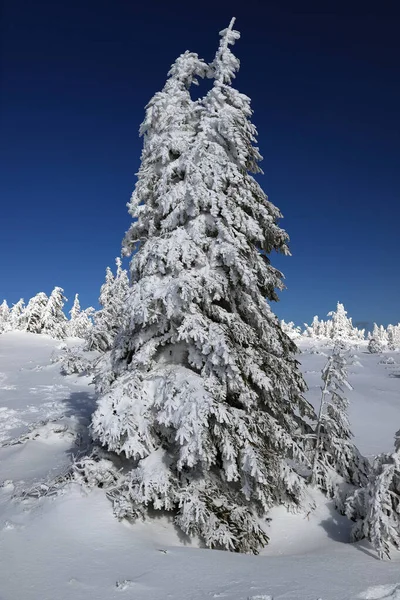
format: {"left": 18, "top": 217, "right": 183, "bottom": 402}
{"left": 0, "top": 300, "right": 10, "bottom": 333}
{"left": 87, "top": 267, "right": 114, "bottom": 351}
{"left": 91, "top": 20, "right": 315, "bottom": 553}
{"left": 380, "top": 325, "right": 388, "bottom": 343}
{"left": 311, "top": 315, "right": 322, "bottom": 337}
{"left": 387, "top": 324, "right": 400, "bottom": 350}
{"left": 42, "top": 287, "right": 68, "bottom": 339}
{"left": 327, "top": 302, "right": 353, "bottom": 340}
{"left": 346, "top": 430, "right": 400, "bottom": 559}
{"left": 69, "top": 294, "right": 94, "bottom": 339}
{"left": 87, "top": 258, "right": 129, "bottom": 352}
{"left": 24, "top": 292, "right": 48, "bottom": 334}
{"left": 280, "top": 320, "right": 301, "bottom": 339}
{"left": 9, "top": 299, "right": 26, "bottom": 330}
{"left": 368, "top": 337, "right": 383, "bottom": 354}
{"left": 311, "top": 342, "right": 369, "bottom": 497}
{"left": 58, "top": 346, "right": 92, "bottom": 376}
{"left": 70, "top": 294, "right": 81, "bottom": 323}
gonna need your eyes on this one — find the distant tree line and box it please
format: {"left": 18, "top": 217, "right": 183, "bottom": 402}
{"left": 281, "top": 302, "right": 400, "bottom": 350}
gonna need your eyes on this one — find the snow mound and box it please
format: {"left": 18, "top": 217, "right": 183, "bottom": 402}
{"left": 359, "top": 584, "right": 400, "bottom": 600}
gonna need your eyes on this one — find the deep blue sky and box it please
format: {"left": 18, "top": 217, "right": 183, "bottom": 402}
{"left": 1, "top": 0, "right": 399, "bottom": 327}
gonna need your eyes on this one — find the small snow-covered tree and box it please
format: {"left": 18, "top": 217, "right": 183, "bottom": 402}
{"left": 42, "top": 287, "right": 68, "bottom": 339}
{"left": 9, "top": 299, "right": 26, "bottom": 331}
{"left": 87, "top": 267, "right": 114, "bottom": 351}
{"left": 59, "top": 346, "right": 92, "bottom": 376}
{"left": 280, "top": 320, "right": 301, "bottom": 339}
{"left": 310, "top": 342, "right": 369, "bottom": 496}
{"left": 69, "top": 294, "right": 94, "bottom": 339}
{"left": 91, "top": 21, "right": 315, "bottom": 554}
{"left": 87, "top": 258, "right": 129, "bottom": 352}
{"left": 368, "top": 337, "right": 383, "bottom": 354}
{"left": 0, "top": 300, "right": 10, "bottom": 332}
{"left": 346, "top": 431, "right": 400, "bottom": 559}
{"left": 23, "top": 292, "right": 48, "bottom": 333}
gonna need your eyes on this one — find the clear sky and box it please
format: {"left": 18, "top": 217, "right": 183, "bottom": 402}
{"left": 1, "top": 0, "right": 399, "bottom": 328}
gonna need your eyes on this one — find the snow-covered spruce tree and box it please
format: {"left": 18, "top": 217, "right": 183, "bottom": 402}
{"left": 319, "top": 321, "right": 330, "bottom": 338}
{"left": 87, "top": 258, "right": 129, "bottom": 352}
{"left": 354, "top": 326, "right": 365, "bottom": 341}
{"left": 346, "top": 430, "right": 400, "bottom": 559}
{"left": 58, "top": 346, "right": 92, "bottom": 376}
{"left": 327, "top": 302, "right": 353, "bottom": 341}
{"left": 23, "top": 292, "right": 48, "bottom": 333}
{"left": 70, "top": 293, "right": 81, "bottom": 323}
{"left": 368, "top": 337, "right": 383, "bottom": 354}
{"left": 380, "top": 325, "right": 388, "bottom": 344}
{"left": 91, "top": 21, "right": 315, "bottom": 554}
{"left": 370, "top": 323, "right": 388, "bottom": 345}
{"left": 86, "top": 266, "right": 114, "bottom": 351}
{"left": 303, "top": 315, "right": 329, "bottom": 340}
{"left": 370, "top": 323, "right": 379, "bottom": 341}
{"left": 0, "top": 300, "right": 10, "bottom": 333}
{"left": 113, "top": 257, "right": 129, "bottom": 313}
{"left": 313, "top": 319, "right": 327, "bottom": 338}
{"left": 388, "top": 324, "right": 400, "bottom": 350}
{"left": 310, "top": 341, "right": 369, "bottom": 497}
{"left": 41, "top": 287, "right": 68, "bottom": 339}
{"left": 280, "top": 319, "right": 302, "bottom": 340}
{"left": 9, "top": 299, "right": 26, "bottom": 331}
{"left": 311, "top": 315, "right": 322, "bottom": 337}
{"left": 325, "top": 319, "right": 333, "bottom": 339}
{"left": 302, "top": 323, "right": 313, "bottom": 338}
{"left": 69, "top": 294, "right": 94, "bottom": 339}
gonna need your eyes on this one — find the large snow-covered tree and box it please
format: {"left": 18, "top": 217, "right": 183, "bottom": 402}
{"left": 42, "top": 287, "right": 68, "bottom": 339}
{"left": 87, "top": 258, "right": 129, "bottom": 352}
{"left": 91, "top": 20, "right": 315, "bottom": 553}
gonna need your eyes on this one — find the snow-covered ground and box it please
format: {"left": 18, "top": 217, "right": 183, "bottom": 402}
{"left": 0, "top": 332, "right": 399, "bottom": 600}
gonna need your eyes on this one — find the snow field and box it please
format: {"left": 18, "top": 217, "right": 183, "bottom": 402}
{"left": 0, "top": 333, "right": 399, "bottom": 600}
